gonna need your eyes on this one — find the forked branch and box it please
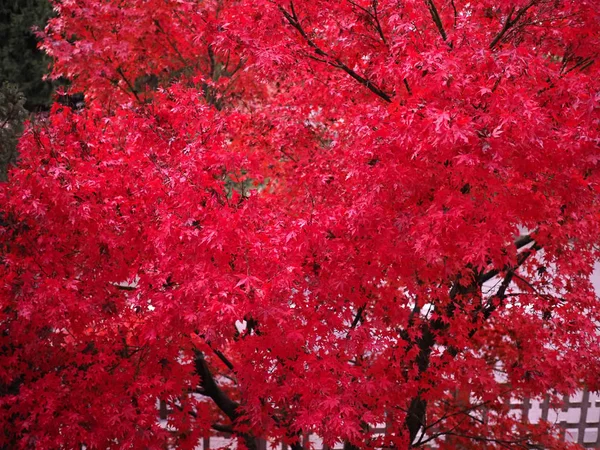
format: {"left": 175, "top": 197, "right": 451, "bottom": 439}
{"left": 347, "top": 0, "right": 388, "bottom": 45}
{"left": 278, "top": 2, "right": 392, "bottom": 102}
{"left": 489, "top": 1, "right": 538, "bottom": 49}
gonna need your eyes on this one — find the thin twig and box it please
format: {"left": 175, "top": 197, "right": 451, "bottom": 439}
{"left": 425, "top": 0, "right": 449, "bottom": 44}
{"left": 278, "top": 1, "right": 392, "bottom": 102}
{"left": 490, "top": 1, "right": 538, "bottom": 50}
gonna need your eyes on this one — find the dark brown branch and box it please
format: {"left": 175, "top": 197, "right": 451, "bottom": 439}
{"left": 196, "top": 330, "right": 235, "bottom": 371}
{"left": 489, "top": 2, "right": 537, "bottom": 50}
{"left": 425, "top": 0, "right": 449, "bottom": 43}
{"left": 479, "top": 240, "right": 541, "bottom": 284}
{"left": 347, "top": 0, "right": 387, "bottom": 45}
{"left": 350, "top": 303, "right": 367, "bottom": 330}
{"left": 412, "top": 409, "right": 475, "bottom": 447}
{"left": 403, "top": 78, "right": 412, "bottom": 95}
{"left": 404, "top": 254, "right": 513, "bottom": 442}
{"left": 490, "top": 6, "right": 515, "bottom": 50}
{"left": 116, "top": 67, "right": 142, "bottom": 103}
{"left": 477, "top": 269, "right": 514, "bottom": 325}
{"left": 336, "top": 63, "right": 392, "bottom": 102}
{"left": 279, "top": 2, "right": 392, "bottom": 102}
{"left": 154, "top": 19, "right": 188, "bottom": 66}
{"left": 223, "top": 58, "right": 246, "bottom": 78}
{"left": 470, "top": 240, "right": 542, "bottom": 334}
{"left": 444, "top": 431, "right": 540, "bottom": 449}
{"left": 193, "top": 350, "right": 239, "bottom": 420}
{"left": 343, "top": 441, "right": 360, "bottom": 450}
{"left": 208, "top": 45, "right": 218, "bottom": 81}
{"left": 539, "top": 55, "right": 594, "bottom": 96}
{"left": 405, "top": 298, "right": 453, "bottom": 443}
{"left": 211, "top": 347, "right": 235, "bottom": 371}
{"left": 289, "top": 437, "right": 303, "bottom": 450}
{"left": 562, "top": 56, "right": 595, "bottom": 76}
{"left": 113, "top": 284, "right": 137, "bottom": 291}
{"left": 212, "top": 423, "right": 234, "bottom": 433}
{"left": 416, "top": 394, "right": 508, "bottom": 442}
{"left": 371, "top": 0, "right": 387, "bottom": 45}
{"left": 279, "top": 147, "right": 299, "bottom": 162}
{"left": 514, "top": 233, "right": 534, "bottom": 249}
{"left": 406, "top": 395, "right": 428, "bottom": 445}
{"left": 193, "top": 350, "right": 259, "bottom": 450}
{"left": 450, "top": 0, "right": 458, "bottom": 26}
{"left": 405, "top": 233, "right": 541, "bottom": 444}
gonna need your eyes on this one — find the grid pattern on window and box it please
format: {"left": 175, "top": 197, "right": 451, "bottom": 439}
{"left": 508, "top": 390, "right": 600, "bottom": 448}
{"left": 161, "top": 390, "right": 600, "bottom": 449}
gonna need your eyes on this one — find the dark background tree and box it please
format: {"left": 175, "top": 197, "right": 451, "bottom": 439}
{"left": 0, "top": 0, "right": 53, "bottom": 111}
{"left": 0, "top": 0, "right": 53, "bottom": 180}
{"left": 0, "top": 83, "right": 27, "bottom": 181}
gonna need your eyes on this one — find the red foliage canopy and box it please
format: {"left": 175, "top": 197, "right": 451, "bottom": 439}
{"left": 2, "top": 0, "right": 600, "bottom": 448}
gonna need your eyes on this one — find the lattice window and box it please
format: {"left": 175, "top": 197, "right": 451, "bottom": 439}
{"left": 509, "top": 390, "right": 600, "bottom": 448}
{"left": 160, "top": 391, "right": 600, "bottom": 449}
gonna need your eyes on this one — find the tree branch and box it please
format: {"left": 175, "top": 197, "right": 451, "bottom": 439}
{"left": 425, "top": 0, "right": 449, "bottom": 44}
{"left": 403, "top": 233, "right": 534, "bottom": 442}
{"left": 514, "top": 233, "right": 534, "bottom": 249}
{"left": 371, "top": 0, "right": 387, "bottom": 45}
{"left": 479, "top": 234, "right": 539, "bottom": 284}
{"left": 477, "top": 268, "right": 514, "bottom": 325}
{"left": 470, "top": 239, "right": 542, "bottom": 334}
{"left": 211, "top": 347, "right": 235, "bottom": 371}
{"left": 350, "top": 303, "right": 367, "bottom": 330}
{"left": 115, "top": 67, "right": 142, "bottom": 103}
{"left": 193, "top": 349, "right": 259, "bottom": 450}
{"left": 193, "top": 349, "right": 239, "bottom": 421}
{"left": 489, "top": 2, "right": 537, "bottom": 50}
{"left": 279, "top": 2, "right": 392, "bottom": 102}
{"left": 154, "top": 19, "right": 189, "bottom": 66}
{"left": 403, "top": 233, "right": 542, "bottom": 443}
{"left": 347, "top": 0, "right": 387, "bottom": 45}
{"left": 450, "top": 0, "right": 458, "bottom": 27}
{"left": 562, "top": 56, "right": 595, "bottom": 77}
{"left": 212, "top": 423, "right": 234, "bottom": 433}
{"left": 113, "top": 284, "right": 137, "bottom": 291}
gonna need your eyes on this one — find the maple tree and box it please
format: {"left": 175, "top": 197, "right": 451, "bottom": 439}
{"left": 2, "top": 0, "right": 600, "bottom": 448}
